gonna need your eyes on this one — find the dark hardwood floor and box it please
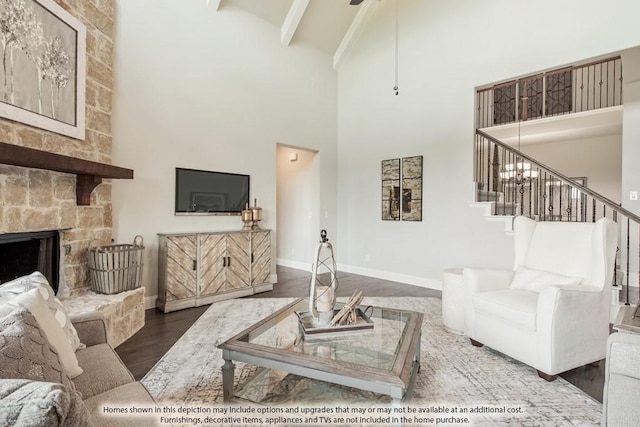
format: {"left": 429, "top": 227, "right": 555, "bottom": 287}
{"left": 115, "top": 265, "right": 605, "bottom": 402}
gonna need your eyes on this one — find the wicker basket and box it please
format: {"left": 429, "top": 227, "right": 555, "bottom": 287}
{"left": 88, "top": 236, "right": 144, "bottom": 294}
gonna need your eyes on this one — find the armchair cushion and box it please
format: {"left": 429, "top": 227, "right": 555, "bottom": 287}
{"left": 509, "top": 266, "right": 582, "bottom": 293}
{"left": 474, "top": 289, "right": 538, "bottom": 331}
{"left": 520, "top": 221, "right": 594, "bottom": 280}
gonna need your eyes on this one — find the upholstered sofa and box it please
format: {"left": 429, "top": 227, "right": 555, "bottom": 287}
{"left": 602, "top": 331, "right": 640, "bottom": 426}
{"left": 0, "top": 273, "right": 161, "bottom": 426}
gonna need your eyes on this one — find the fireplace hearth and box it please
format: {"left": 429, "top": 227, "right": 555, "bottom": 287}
{"left": 0, "top": 231, "right": 60, "bottom": 292}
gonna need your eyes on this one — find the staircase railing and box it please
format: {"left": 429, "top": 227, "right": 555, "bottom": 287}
{"left": 476, "top": 56, "right": 622, "bottom": 128}
{"left": 475, "top": 129, "right": 640, "bottom": 305}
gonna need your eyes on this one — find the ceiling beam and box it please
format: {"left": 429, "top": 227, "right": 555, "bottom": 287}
{"left": 333, "top": 0, "right": 381, "bottom": 70}
{"left": 206, "top": 0, "right": 221, "bottom": 11}
{"left": 281, "top": 0, "right": 310, "bottom": 46}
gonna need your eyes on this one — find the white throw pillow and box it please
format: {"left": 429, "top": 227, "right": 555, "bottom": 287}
{"left": 509, "top": 266, "right": 582, "bottom": 293}
{"left": 0, "top": 272, "right": 84, "bottom": 351}
{"left": 0, "top": 288, "right": 83, "bottom": 378}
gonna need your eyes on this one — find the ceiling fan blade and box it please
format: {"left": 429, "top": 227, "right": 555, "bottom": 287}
{"left": 350, "top": 0, "right": 365, "bottom": 5}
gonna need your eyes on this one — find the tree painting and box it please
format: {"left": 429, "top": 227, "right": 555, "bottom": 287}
{"left": 0, "top": 0, "right": 76, "bottom": 125}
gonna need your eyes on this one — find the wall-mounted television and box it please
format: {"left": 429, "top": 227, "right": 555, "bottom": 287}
{"left": 175, "top": 168, "right": 250, "bottom": 215}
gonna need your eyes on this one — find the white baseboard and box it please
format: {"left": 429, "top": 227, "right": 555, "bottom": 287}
{"left": 277, "top": 259, "right": 442, "bottom": 291}
{"left": 276, "top": 258, "right": 311, "bottom": 272}
{"left": 145, "top": 296, "right": 156, "bottom": 310}
{"left": 338, "top": 263, "right": 442, "bottom": 291}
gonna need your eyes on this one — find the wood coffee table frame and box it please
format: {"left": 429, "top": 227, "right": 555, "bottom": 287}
{"left": 218, "top": 298, "right": 423, "bottom": 403}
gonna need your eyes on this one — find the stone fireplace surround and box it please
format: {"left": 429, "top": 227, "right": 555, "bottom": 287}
{"left": 0, "top": 0, "right": 143, "bottom": 347}
{"left": 0, "top": 225, "right": 144, "bottom": 348}
{"left": 0, "top": 227, "right": 144, "bottom": 347}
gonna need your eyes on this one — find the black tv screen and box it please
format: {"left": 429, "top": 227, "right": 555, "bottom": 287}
{"left": 175, "top": 168, "right": 250, "bottom": 215}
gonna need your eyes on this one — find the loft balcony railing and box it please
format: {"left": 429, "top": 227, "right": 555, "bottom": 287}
{"left": 474, "top": 129, "right": 640, "bottom": 306}
{"left": 476, "top": 56, "right": 623, "bottom": 128}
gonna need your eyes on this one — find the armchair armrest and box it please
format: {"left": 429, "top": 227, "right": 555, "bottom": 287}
{"left": 462, "top": 268, "right": 513, "bottom": 294}
{"left": 536, "top": 285, "right": 609, "bottom": 373}
{"left": 69, "top": 311, "right": 108, "bottom": 347}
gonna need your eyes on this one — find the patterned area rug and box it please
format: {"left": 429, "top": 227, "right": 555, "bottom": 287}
{"left": 142, "top": 297, "right": 602, "bottom": 426}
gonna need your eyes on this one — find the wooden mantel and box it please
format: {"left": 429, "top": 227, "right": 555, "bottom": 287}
{"left": 0, "top": 141, "right": 134, "bottom": 206}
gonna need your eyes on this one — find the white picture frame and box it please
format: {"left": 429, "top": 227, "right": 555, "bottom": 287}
{"left": 0, "top": 0, "right": 86, "bottom": 140}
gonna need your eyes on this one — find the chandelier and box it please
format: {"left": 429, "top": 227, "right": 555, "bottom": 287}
{"left": 499, "top": 162, "right": 539, "bottom": 180}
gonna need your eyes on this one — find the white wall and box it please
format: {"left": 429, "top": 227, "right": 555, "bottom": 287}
{"left": 337, "top": 0, "right": 640, "bottom": 285}
{"left": 521, "top": 135, "right": 622, "bottom": 204}
{"left": 111, "top": 0, "right": 337, "bottom": 301}
{"left": 276, "top": 145, "right": 321, "bottom": 270}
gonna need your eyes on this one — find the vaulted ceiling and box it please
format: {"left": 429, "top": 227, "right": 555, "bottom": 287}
{"left": 208, "top": 0, "right": 381, "bottom": 69}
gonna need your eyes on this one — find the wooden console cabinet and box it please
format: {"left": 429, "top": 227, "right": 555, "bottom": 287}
{"left": 157, "top": 230, "right": 272, "bottom": 312}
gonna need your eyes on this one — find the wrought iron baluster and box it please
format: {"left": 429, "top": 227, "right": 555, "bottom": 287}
{"left": 627, "top": 217, "right": 631, "bottom": 305}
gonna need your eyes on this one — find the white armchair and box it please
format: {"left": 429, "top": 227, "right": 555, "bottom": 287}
{"left": 463, "top": 216, "right": 618, "bottom": 380}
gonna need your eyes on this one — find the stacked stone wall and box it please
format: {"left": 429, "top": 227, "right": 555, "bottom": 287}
{"left": 0, "top": 0, "right": 115, "bottom": 294}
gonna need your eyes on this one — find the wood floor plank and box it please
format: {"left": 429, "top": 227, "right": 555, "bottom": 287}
{"left": 115, "top": 265, "right": 605, "bottom": 403}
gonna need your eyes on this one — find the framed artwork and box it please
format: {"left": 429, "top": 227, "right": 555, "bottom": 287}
{"left": 381, "top": 156, "right": 423, "bottom": 221}
{"left": 0, "top": 0, "right": 86, "bottom": 140}
{"left": 382, "top": 158, "right": 400, "bottom": 220}
{"left": 402, "top": 156, "right": 423, "bottom": 221}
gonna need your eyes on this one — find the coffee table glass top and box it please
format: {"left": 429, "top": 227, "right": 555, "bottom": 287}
{"left": 243, "top": 299, "right": 408, "bottom": 370}
{"left": 219, "top": 298, "right": 423, "bottom": 402}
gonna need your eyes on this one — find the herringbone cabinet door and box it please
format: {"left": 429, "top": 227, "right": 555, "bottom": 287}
{"left": 251, "top": 231, "right": 271, "bottom": 285}
{"left": 165, "top": 235, "right": 197, "bottom": 301}
{"left": 198, "top": 234, "right": 226, "bottom": 297}
{"left": 224, "top": 233, "right": 251, "bottom": 291}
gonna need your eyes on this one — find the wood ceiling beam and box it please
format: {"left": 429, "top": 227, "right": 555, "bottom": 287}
{"left": 281, "top": 0, "right": 310, "bottom": 46}
{"left": 333, "top": 0, "right": 380, "bottom": 70}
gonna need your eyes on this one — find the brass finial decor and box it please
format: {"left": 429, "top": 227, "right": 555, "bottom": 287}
{"left": 241, "top": 203, "right": 253, "bottom": 230}
{"left": 251, "top": 198, "right": 262, "bottom": 229}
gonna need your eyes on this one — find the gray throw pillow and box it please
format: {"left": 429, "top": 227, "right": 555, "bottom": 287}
{"left": 0, "top": 379, "right": 93, "bottom": 427}
{"left": 0, "top": 306, "right": 75, "bottom": 392}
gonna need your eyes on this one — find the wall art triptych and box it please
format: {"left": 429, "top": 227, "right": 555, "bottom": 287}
{"left": 381, "top": 155, "right": 423, "bottom": 221}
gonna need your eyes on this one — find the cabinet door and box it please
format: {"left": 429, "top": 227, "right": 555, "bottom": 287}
{"left": 165, "top": 235, "right": 197, "bottom": 301}
{"left": 225, "top": 233, "right": 251, "bottom": 291}
{"left": 198, "top": 233, "right": 226, "bottom": 297}
{"left": 251, "top": 230, "right": 271, "bottom": 285}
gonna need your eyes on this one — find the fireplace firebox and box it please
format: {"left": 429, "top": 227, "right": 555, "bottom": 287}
{"left": 0, "top": 231, "right": 60, "bottom": 292}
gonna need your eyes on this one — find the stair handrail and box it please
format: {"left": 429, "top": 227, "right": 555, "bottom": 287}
{"left": 476, "top": 129, "right": 640, "bottom": 224}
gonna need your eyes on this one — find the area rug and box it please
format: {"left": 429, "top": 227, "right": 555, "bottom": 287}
{"left": 141, "top": 297, "right": 602, "bottom": 426}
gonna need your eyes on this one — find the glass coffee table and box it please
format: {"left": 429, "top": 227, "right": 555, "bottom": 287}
{"left": 218, "top": 298, "right": 423, "bottom": 403}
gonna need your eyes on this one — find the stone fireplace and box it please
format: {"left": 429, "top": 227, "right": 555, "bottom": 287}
{"left": 0, "top": 0, "right": 116, "bottom": 295}
{"left": 0, "top": 1, "right": 145, "bottom": 347}
{"left": 0, "top": 165, "right": 113, "bottom": 296}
